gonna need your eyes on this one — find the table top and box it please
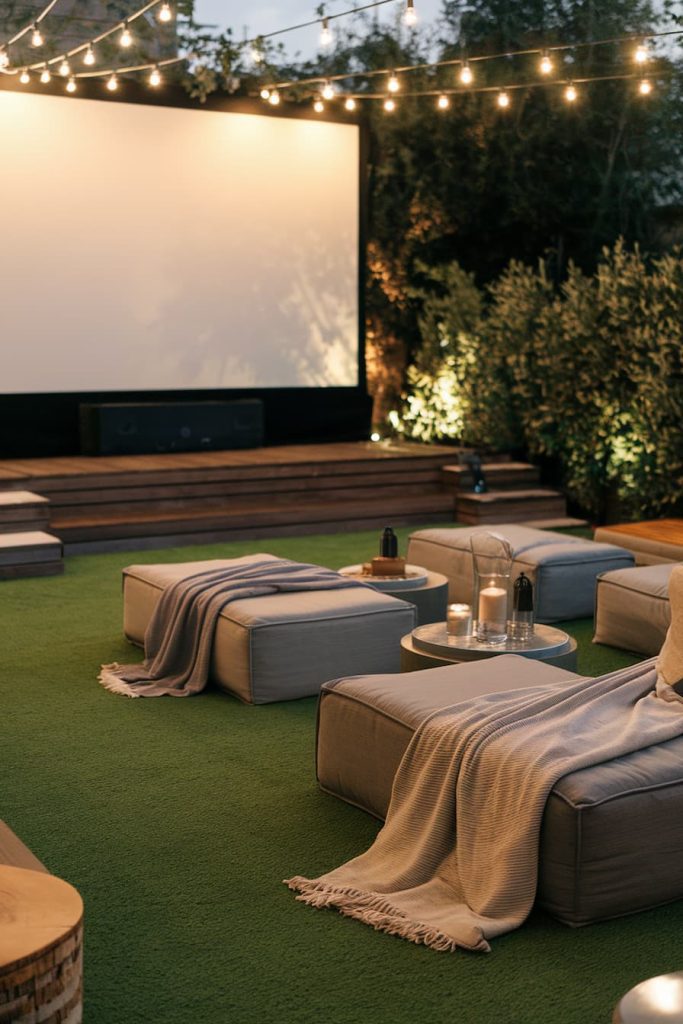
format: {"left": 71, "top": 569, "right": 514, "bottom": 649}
{"left": 600, "top": 518, "right": 683, "bottom": 548}
{"left": 0, "top": 864, "right": 83, "bottom": 969}
{"left": 407, "top": 622, "right": 574, "bottom": 663}
{"left": 338, "top": 564, "right": 447, "bottom": 592}
{"left": 613, "top": 972, "right": 683, "bottom": 1023}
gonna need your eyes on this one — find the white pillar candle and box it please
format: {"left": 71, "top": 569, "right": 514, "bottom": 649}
{"left": 478, "top": 585, "right": 507, "bottom": 626}
{"left": 447, "top": 603, "right": 472, "bottom": 636}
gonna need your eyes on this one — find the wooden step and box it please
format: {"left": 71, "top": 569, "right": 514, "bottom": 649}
{"left": 442, "top": 462, "right": 541, "bottom": 493}
{"left": 0, "top": 490, "right": 50, "bottom": 533}
{"left": 455, "top": 489, "right": 567, "bottom": 525}
{"left": 0, "top": 531, "right": 64, "bottom": 579}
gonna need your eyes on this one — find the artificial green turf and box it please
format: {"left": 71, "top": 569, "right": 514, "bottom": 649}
{"left": 1, "top": 524, "right": 677, "bottom": 1024}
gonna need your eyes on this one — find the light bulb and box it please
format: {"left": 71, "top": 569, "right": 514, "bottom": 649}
{"left": 59, "top": 58, "right": 70, "bottom": 76}
{"left": 322, "top": 81, "right": 334, "bottom": 101}
{"left": 403, "top": 0, "right": 417, "bottom": 27}
{"left": 387, "top": 72, "right": 400, "bottom": 93}
{"left": 120, "top": 23, "right": 133, "bottom": 48}
{"left": 250, "top": 45, "right": 263, "bottom": 65}
{"left": 66, "top": 76, "right": 77, "bottom": 93}
{"left": 31, "top": 24, "right": 44, "bottom": 47}
{"left": 319, "top": 17, "right": 332, "bottom": 48}
{"left": 260, "top": 87, "right": 270, "bottom": 99}
{"left": 539, "top": 52, "right": 553, "bottom": 75}
{"left": 0, "top": 48, "right": 9, "bottom": 70}
{"left": 268, "top": 90, "right": 280, "bottom": 106}
{"left": 639, "top": 78, "right": 652, "bottom": 95}
{"left": 19, "top": 68, "right": 30, "bottom": 84}
{"left": 383, "top": 97, "right": 396, "bottom": 112}
{"left": 634, "top": 42, "right": 648, "bottom": 64}
{"left": 40, "top": 65, "right": 50, "bottom": 83}
{"left": 83, "top": 45, "right": 95, "bottom": 66}
{"left": 106, "top": 73, "right": 118, "bottom": 91}
{"left": 149, "top": 66, "right": 162, "bottom": 87}
{"left": 344, "top": 97, "right": 356, "bottom": 111}
{"left": 459, "top": 62, "right": 473, "bottom": 85}
{"left": 564, "top": 82, "right": 577, "bottom": 103}
{"left": 437, "top": 93, "right": 450, "bottom": 110}
{"left": 158, "top": 2, "right": 173, "bottom": 22}
{"left": 313, "top": 98, "right": 324, "bottom": 113}
{"left": 497, "top": 90, "right": 510, "bottom": 108}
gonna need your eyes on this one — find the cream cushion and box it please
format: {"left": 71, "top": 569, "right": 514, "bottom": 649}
{"left": 123, "top": 558, "right": 416, "bottom": 704}
{"left": 594, "top": 564, "right": 674, "bottom": 655}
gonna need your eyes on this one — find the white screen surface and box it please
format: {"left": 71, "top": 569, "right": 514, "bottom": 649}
{"left": 0, "top": 90, "right": 359, "bottom": 393}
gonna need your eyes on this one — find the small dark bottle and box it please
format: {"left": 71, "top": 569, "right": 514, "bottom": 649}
{"left": 380, "top": 526, "right": 398, "bottom": 558}
{"left": 512, "top": 572, "right": 534, "bottom": 642}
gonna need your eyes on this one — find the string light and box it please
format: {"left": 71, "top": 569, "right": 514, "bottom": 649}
{"left": 40, "top": 64, "right": 50, "bottom": 82}
{"left": 313, "top": 97, "right": 324, "bottom": 113}
{"left": 384, "top": 97, "right": 396, "bottom": 112}
{"left": 344, "top": 96, "right": 356, "bottom": 111}
{"left": 158, "top": 2, "right": 173, "bottom": 22}
{"left": 0, "top": 47, "right": 8, "bottom": 69}
{"left": 497, "top": 90, "right": 510, "bottom": 108}
{"left": 120, "top": 23, "right": 133, "bottom": 47}
{"left": 268, "top": 89, "right": 280, "bottom": 105}
{"left": 31, "top": 23, "right": 44, "bottom": 47}
{"left": 459, "top": 62, "right": 473, "bottom": 85}
{"left": 634, "top": 42, "right": 648, "bottom": 64}
{"left": 639, "top": 78, "right": 652, "bottom": 94}
{"left": 66, "top": 76, "right": 77, "bottom": 93}
{"left": 19, "top": 68, "right": 30, "bottom": 83}
{"left": 106, "top": 73, "right": 118, "bottom": 91}
{"left": 539, "top": 51, "right": 553, "bottom": 75}
{"left": 403, "top": 0, "right": 417, "bottom": 27}
{"left": 437, "top": 93, "right": 450, "bottom": 110}
{"left": 149, "top": 65, "right": 162, "bottom": 86}
{"left": 260, "top": 87, "right": 270, "bottom": 99}
{"left": 564, "top": 82, "right": 578, "bottom": 102}
{"left": 319, "top": 16, "right": 332, "bottom": 48}
{"left": 387, "top": 72, "right": 400, "bottom": 93}
{"left": 59, "top": 58, "right": 70, "bottom": 76}
{"left": 250, "top": 42, "right": 263, "bottom": 64}
{"left": 83, "top": 45, "right": 95, "bottom": 66}
{"left": 322, "top": 80, "right": 335, "bottom": 100}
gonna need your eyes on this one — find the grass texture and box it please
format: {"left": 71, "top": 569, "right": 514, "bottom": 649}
{"left": 1, "top": 524, "right": 678, "bottom": 1024}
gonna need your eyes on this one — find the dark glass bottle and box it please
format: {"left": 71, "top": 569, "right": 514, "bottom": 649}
{"left": 512, "top": 572, "right": 534, "bottom": 641}
{"left": 380, "top": 526, "right": 398, "bottom": 558}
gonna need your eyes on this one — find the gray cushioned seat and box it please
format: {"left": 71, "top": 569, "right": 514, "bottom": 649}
{"left": 317, "top": 655, "right": 683, "bottom": 925}
{"left": 407, "top": 524, "right": 634, "bottom": 622}
{"left": 123, "top": 558, "right": 416, "bottom": 704}
{"left": 594, "top": 563, "right": 674, "bottom": 656}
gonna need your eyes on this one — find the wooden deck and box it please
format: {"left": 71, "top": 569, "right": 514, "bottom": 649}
{"left": 0, "top": 441, "right": 459, "bottom": 551}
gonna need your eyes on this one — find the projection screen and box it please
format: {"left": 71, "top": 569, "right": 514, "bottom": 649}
{"left": 0, "top": 89, "right": 360, "bottom": 393}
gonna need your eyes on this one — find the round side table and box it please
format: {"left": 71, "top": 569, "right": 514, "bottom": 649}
{"left": 338, "top": 565, "right": 448, "bottom": 626}
{"left": 401, "top": 622, "right": 578, "bottom": 672}
{"left": 613, "top": 972, "right": 683, "bottom": 1022}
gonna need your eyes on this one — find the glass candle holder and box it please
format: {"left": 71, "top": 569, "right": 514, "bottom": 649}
{"left": 447, "top": 603, "right": 472, "bottom": 638}
{"left": 470, "top": 531, "right": 513, "bottom": 645}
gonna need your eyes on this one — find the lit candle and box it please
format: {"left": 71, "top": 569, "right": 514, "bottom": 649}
{"left": 447, "top": 603, "right": 472, "bottom": 637}
{"left": 478, "top": 585, "right": 507, "bottom": 627}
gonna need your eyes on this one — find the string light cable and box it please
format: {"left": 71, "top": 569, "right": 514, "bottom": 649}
{"left": 1, "top": 0, "right": 61, "bottom": 50}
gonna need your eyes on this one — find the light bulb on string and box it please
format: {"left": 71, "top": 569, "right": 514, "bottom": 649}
{"left": 31, "top": 24, "right": 44, "bottom": 47}
{"left": 268, "top": 90, "right": 280, "bottom": 106}
{"left": 250, "top": 43, "right": 263, "bottom": 65}
{"left": 437, "top": 93, "right": 450, "bottom": 110}
{"left": 387, "top": 72, "right": 400, "bottom": 93}
{"left": 459, "top": 62, "right": 473, "bottom": 85}
{"left": 0, "top": 48, "right": 9, "bottom": 70}
{"left": 59, "top": 58, "right": 70, "bottom": 77}
{"left": 321, "top": 80, "right": 334, "bottom": 100}
{"left": 403, "top": 0, "right": 417, "bottom": 27}
{"left": 564, "top": 82, "right": 578, "bottom": 103}
{"left": 260, "top": 87, "right": 270, "bottom": 100}
{"left": 83, "top": 45, "right": 95, "bottom": 66}
{"left": 319, "top": 16, "right": 332, "bottom": 48}
{"left": 158, "top": 2, "right": 173, "bottom": 22}
{"left": 66, "top": 76, "right": 77, "bottom": 93}
{"left": 19, "top": 68, "right": 30, "bottom": 84}
{"left": 638, "top": 78, "right": 652, "bottom": 95}
{"left": 40, "top": 64, "right": 50, "bottom": 83}
{"left": 539, "top": 51, "right": 553, "bottom": 75}
{"left": 120, "top": 23, "right": 133, "bottom": 48}
{"left": 149, "top": 66, "right": 162, "bottom": 87}
{"left": 106, "top": 73, "right": 118, "bottom": 91}
{"left": 497, "top": 90, "right": 510, "bottom": 108}
{"left": 634, "top": 42, "right": 648, "bottom": 64}
{"left": 383, "top": 97, "right": 396, "bottom": 112}
{"left": 313, "top": 97, "right": 324, "bottom": 113}
{"left": 344, "top": 96, "right": 356, "bottom": 111}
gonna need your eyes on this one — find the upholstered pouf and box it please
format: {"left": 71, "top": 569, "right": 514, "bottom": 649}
{"left": 317, "top": 656, "right": 683, "bottom": 926}
{"left": 407, "top": 525, "right": 634, "bottom": 622}
{"left": 594, "top": 564, "right": 674, "bottom": 656}
{"left": 122, "top": 559, "right": 416, "bottom": 704}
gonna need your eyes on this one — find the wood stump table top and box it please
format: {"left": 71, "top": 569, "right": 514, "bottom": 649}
{"left": 602, "top": 519, "right": 683, "bottom": 548}
{"left": 0, "top": 863, "right": 82, "bottom": 970}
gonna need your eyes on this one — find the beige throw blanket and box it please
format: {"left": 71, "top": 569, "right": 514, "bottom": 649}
{"left": 99, "top": 554, "right": 363, "bottom": 698}
{"left": 287, "top": 658, "right": 683, "bottom": 953}
{"left": 656, "top": 564, "right": 683, "bottom": 703}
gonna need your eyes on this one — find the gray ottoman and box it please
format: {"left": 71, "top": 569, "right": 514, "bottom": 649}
{"left": 317, "top": 656, "right": 683, "bottom": 926}
{"left": 408, "top": 525, "right": 634, "bottom": 622}
{"left": 123, "top": 559, "right": 416, "bottom": 704}
{"left": 594, "top": 564, "right": 674, "bottom": 656}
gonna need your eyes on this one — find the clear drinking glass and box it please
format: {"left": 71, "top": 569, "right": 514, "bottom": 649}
{"left": 469, "top": 531, "right": 513, "bottom": 644}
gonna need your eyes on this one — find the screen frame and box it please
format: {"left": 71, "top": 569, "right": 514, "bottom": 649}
{"left": 0, "top": 75, "right": 368, "bottom": 455}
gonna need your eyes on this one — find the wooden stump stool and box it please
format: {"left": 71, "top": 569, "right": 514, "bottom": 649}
{"left": 613, "top": 973, "right": 683, "bottom": 1023}
{"left": 0, "top": 865, "right": 83, "bottom": 1023}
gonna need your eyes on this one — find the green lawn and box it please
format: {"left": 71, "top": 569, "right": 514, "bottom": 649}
{"left": 1, "top": 524, "right": 675, "bottom": 1024}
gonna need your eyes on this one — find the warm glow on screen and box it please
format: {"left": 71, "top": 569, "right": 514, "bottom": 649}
{"left": 0, "top": 91, "right": 360, "bottom": 392}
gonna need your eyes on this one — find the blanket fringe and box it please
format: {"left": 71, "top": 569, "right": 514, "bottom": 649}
{"left": 283, "top": 877, "right": 489, "bottom": 954}
{"left": 98, "top": 664, "right": 140, "bottom": 698}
